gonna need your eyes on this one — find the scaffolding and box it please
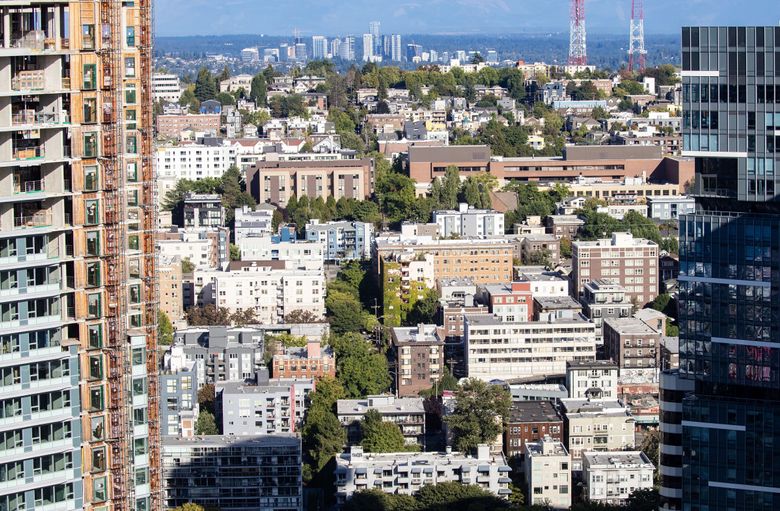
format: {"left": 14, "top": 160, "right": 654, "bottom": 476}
{"left": 98, "top": 0, "right": 132, "bottom": 509}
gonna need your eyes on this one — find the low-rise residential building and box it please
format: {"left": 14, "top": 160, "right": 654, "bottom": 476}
{"left": 391, "top": 324, "right": 445, "bottom": 397}
{"left": 560, "top": 399, "right": 636, "bottom": 470}
{"left": 509, "top": 384, "right": 569, "bottom": 402}
{"left": 580, "top": 279, "right": 634, "bottom": 344}
{"left": 464, "top": 314, "right": 597, "bottom": 382}
{"left": 482, "top": 281, "right": 534, "bottom": 322}
{"left": 272, "top": 339, "right": 335, "bottom": 380}
{"left": 220, "top": 377, "right": 314, "bottom": 435}
{"left": 246, "top": 159, "right": 373, "bottom": 206}
{"left": 160, "top": 362, "right": 199, "bottom": 437}
{"left": 153, "top": 73, "right": 182, "bottom": 102}
{"left": 523, "top": 438, "right": 572, "bottom": 509}
{"left": 572, "top": 232, "right": 660, "bottom": 306}
{"left": 582, "top": 451, "right": 655, "bottom": 505}
{"left": 238, "top": 235, "right": 325, "bottom": 270}
{"left": 305, "top": 220, "right": 374, "bottom": 260}
{"left": 533, "top": 296, "right": 583, "bottom": 322}
{"left": 334, "top": 445, "right": 512, "bottom": 506}
{"left": 521, "top": 234, "right": 561, "bottom": 265}
{"left": 158, "top": 227, "right": 230, "bottom": 272}
{"left": 504, "top": 401, "right": 564, "bottom": 458}
{"left": 337, "top": 395, "right": 426, "bottom": 446}
{"left": 195, "top": 260, "right": 326, "bottom": 324}
{"left": 157, "top": 113, "right": 222, "bottom": 138}
{"left": 545, "top": 215, "right": 585, "bottom": 240}
{"left": 162, "top": 435, "right": 303, "bottom": 511}
{"left": 165, "top": 324, "right": 328, "bottom": 387}
{"left": 516, "top": 271, "right": 570, "bottom": 298}
{"left": 234, "top": 204, "right": 277, "bottom": 243}
{"left": 565, "top": 360, "right": 620, "bottom": 400}
{"left": 433, "top": 203, "right": 505, "bottom": 238}
{"left": 646, "top": 195, "right": 696, "bottom": 220}
{"left": 183, "top": 192, "right": 224, "bottom": 228}
{"left": 603, "top": 317, "right": 662, "bottom": 371}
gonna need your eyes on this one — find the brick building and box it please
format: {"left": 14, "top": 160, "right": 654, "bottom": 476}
{"left": 504, "top": 401, "right": 564, "bottom": 458}
{"left": 603, "top": 317, "right": 662, "bottom": 371}
{"left": 156, "top": 113, "right": 221, "bottom": 138}
{"left": 272, "top": 339, "right": 335, "bottom": 380}
{"left": 391, "top": 324, "right": 445, "bottom": 397}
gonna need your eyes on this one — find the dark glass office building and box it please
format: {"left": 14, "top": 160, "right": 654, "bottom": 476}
{"left": 663, "top": 26, "right": 780, "bottom": 511}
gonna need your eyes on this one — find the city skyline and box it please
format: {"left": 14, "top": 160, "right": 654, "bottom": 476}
{"left": 156, "top": 0, "right": 779, "bottom": 37}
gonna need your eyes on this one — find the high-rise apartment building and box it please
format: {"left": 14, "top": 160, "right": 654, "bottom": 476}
{"left": 338, "top": 37, "right": 355, "bottom": 61}
{"left": 0, "top": 1, "right": 159, "bottom": 511}
{"left": 662, "top": 25, "right": 780, "bottom": 511}
{"left": 362, "top": 33, "right": 374, "bottom": 62}
{"left": 390, "top": 34, "right": 403, "bottom": 62}
{"left": 311, "top": 35, "right": 328, "bottom": 60}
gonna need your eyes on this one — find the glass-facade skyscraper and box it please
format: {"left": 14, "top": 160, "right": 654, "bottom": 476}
{"left": 664, "top": 26, "right": 780, "bottom": 511}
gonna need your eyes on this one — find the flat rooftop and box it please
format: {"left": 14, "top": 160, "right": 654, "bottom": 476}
{"left": 534, "top": 296, "right": 582, "bottom": 310}
{"left": 525, "top": 439, "right": 569, "bottom": 457}
{"left": 163, "top": 434, "right": 300, "bottom": 448}
{"left": 517, "top": 272, "right": 567, "bottom": 283}
{"left": 567, "top": 360, "right": 619, "bottom": 370}
{"left": 465, "top": 314, "right": 588, "bottom": 327}
{"left": 583, "top": 451, "right": 653, "bottom": 468}
{"left": 507, "top": 400, "right": 562, "bottom": 423}
{"left": 561, "top": 399, "right": 632, "bottom": 418}
{"left": 604, "top": 317, "right": 659, "bottom": 335}
{"left": 337, "top": 396, "right": 425, "bottom": 416}
{"left": 220, "top": 380, "right": 313, "bottom": 395}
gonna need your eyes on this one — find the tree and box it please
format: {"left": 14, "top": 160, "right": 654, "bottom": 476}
{"left": 250, "top": 72, "right": 268, "bottom": 106}
{"left": 331, "top": 333, "right": 391, "bottom": 398}
{"left": 216, "top": 91, "right": 235, "bottom": 105}
{"left": 406, "top": 289, "right": 441, "bottom": 326}
{"left": 326, "top": 289, "right": 367, "bottom": 334}
{"left": 560, "top": 237, "right": 573, "bottom": 258}
{"left": 444, "top": 379, "right": 511, "bottom": 453}
{"left": 342, "top": 490, "right": 418, "bottom": 511}
{"left": 360, "top": 409, "right": 407, "bottom": 452}
{"left": 229, "top": 244, "right": 241, "bottom": 261}
{"left": 197, "top": 383, "right": 216, "bottom": 414}
{"left": 626, "top": 488, "right": 660, "bottom": 511}
{"left": 193, "top": 67, "right": 216, "bottom": 102}
{"left": 171, "top": 504, "right": 208, "bottom": 511}
{"left": 302, "top": 377, "right": 347, "bottom": 473}
{"left": 185, "top": 304, "right": 233, "bottom": 326}
{"left": 440, "top": 166, "right": 461, "bottom": 209}
{"left": 221, "top": 166, "right": 256, "bottom": 225}
{"left": 195, "top": 410, "right": 218, "bottom": 435}
{"left": 158, "top": 311, "right": 174, "bottom": 346}
{"left": 375, "top": 162, "right": 418, "bottom": 226}
{"left": 181, "top": 258, "right": 195, "bottom": 274}
{"left": 470, "top": 53, "right": 485, "bottom": 65}
{"left": 284, "top": 309, "right": 323, "bottom": 323}
{"left": 416, "top": 482, "right": 511, "bottom": 511}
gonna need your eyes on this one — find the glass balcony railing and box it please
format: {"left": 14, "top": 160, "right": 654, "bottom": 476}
{"left": 12, "top": 110, "right": 70, "bottom": 127}
{"left": 13, "top": 211, "right": 52, "bottom": 228}
{"left": 13, "top": 179, "right": 44, "bottom": 194}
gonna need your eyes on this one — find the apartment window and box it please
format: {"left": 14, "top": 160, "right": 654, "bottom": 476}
{"left": 133, "top": 377, "right": 146, "bottom": 396}
{"left": 135, "top": 467, "right": 149, "bottom": 486}
{"left": 126, "top": 109, "right": 137, "bottom": 130}
{"left": 92, "top": 476, "right": 107, "bottom": 503}
{"left": 83, "top": 64, "right": 97, "bottom": 90}
{"left": 88, "top": 324, "right": 103, "bottom": 349}
{"left": 132, "top": 347, "right": 145, "bottom": 366}
{"left": 133, "top": 407, "right": 147, "bottom": 425}
{"left": 83, "top": 165, "right": 99, "bottom": 191}
{"left": 83, "top": 97, "right": 97, "bottom": 124}
{"left": 124, "top": 57, "right": 136, "bottom": 77}
{"left": 89, "top": 386, "right": 104, "bottom": 411}
{"left": 133, "top": 437, "right": 148, "bottom": 456}
{"left": 88, "top": 355, "right": 103, "bottom": 380}
{"left": 82, "top": 25, "right": 96, "bottom": 50}
{"left": 87, "top": 293, "right": 101, "bottom": 318}
{"left": 85, "top": 199, "right": 99, "bottom": 225}
{"left": 126, "top": 135, "right": 137, "bottom": 154}
{"left": 125, "top": 85, "right": 137, "bottom": 105}
{"left": 83, "top": 132, "right": 98, "bottom": 157}
{"left": 91, "top": 446, "right": 106, "bottom": 472}
{"left": 34, "top": 483, "right": 74, "bottom": 507}
{"left": 86, "top": 262, "right": 101, "bottom": 288}
{"left": 129, "top": 284, "right": 141, "bottom": 304}
{"left": 86, "top": 231, "right": 100, "bottom": 256}
{"left": 126, "top": 27, "right": 136, "bottom": 47}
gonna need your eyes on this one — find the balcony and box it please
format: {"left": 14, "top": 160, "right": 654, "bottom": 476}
{"left": 13, "top": 145, "right": 45, "bottom": 161}
{"left": 9, "top": 30, "right": 56, "bottom": 51}
{"left": 12, "top": 110, "right": 70, "bottom": 127}
{"left": 13, "top": 211, "right": 52, "bottom": 228}
{"left": 13, "top": 178, "right": 44, "bottom": 194}
{"left": 11, "top": 69, "right": 45, "bottom": 91}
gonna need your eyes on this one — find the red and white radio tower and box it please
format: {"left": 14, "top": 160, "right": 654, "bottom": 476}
{"left": 628, "top": 0, "right": 647, "bottom": 72}
{"left": 568, "top": 0, "right": 587, "bottom": 66}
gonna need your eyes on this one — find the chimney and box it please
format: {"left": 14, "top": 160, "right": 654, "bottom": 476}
{"left": 307, "top": 339, "right": 321, "bottom": 359}
{"left": 458, "top": 202, "right": 469, "bottom": 213}
{"left": 476, "top": 444, "right": 489, "bottom": 460}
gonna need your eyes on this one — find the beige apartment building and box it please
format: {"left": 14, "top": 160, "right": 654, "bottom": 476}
{"left": 159, "top": 256, "right": 184, "bottom": 321}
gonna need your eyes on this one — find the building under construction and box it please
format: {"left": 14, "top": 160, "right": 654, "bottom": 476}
{"left": 0, "top": 0, "right": 159, "bottom": 510}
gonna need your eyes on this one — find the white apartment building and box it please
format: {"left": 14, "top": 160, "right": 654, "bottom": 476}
{"left": 234, "top": 205, "right": 276, "bottom": 243}
{"left": 523, "top": 438, "right": 572, "bottom": 509}
{"left": 560, "top": 399, "right": 636, "bottom": 470}
{"left": 334, "top": 445, "right": 512, "bottom": 506}
{"left": 565, "top": 360, "right": 620, "bottom": 400}
{"left": 516, "top": 272, "right": 570, "bottom": 297}
{"left": 433, "top": 203, "right": 505, "bottom": 238}
{"left": 221, "top": 379, "right": 315, "bottom": 435}
{"left": 155, "top": 143, "right": 239, "bottom": 181}
{"left": 195, "top": 261, "right": 325, "bottom": 324}
{"left": 582, "top": 451, "right": 655, "bottom": 505}
{"left": 157, "top": 230, "right": 224, "bottom": 270}
{"left": 336, "top": 395, "right": 426, "bottom": 446}
{"left": 463, "top": 314, "right": 597, "bottom": 382}
{"left": 238, "top": 236, "right": 325, "bottom": 270}
{"left": 153, "top": 73, "right": 182, "bottom": 102}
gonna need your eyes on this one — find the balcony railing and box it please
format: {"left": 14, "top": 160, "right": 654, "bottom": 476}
{"left": 9, "top": 30, "right": 51, "bottom": 51}
{"left": 13, "top": 146, "right": 45, "bottom": 161}
{"left": 12, "top": 110, "right": 70, "bottom": 126}
{"left": 13, "top": 211, "right": 52, "bottom": 228}
{"left": 11, "top": 69, "right": 45, "bottom": 91}
{"left": 14, "top": 179, "right": 44, "bottom": 194}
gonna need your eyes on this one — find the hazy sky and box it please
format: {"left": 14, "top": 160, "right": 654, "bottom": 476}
{"left": 157, "top": 0, "right": 779, "bottom": 37}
